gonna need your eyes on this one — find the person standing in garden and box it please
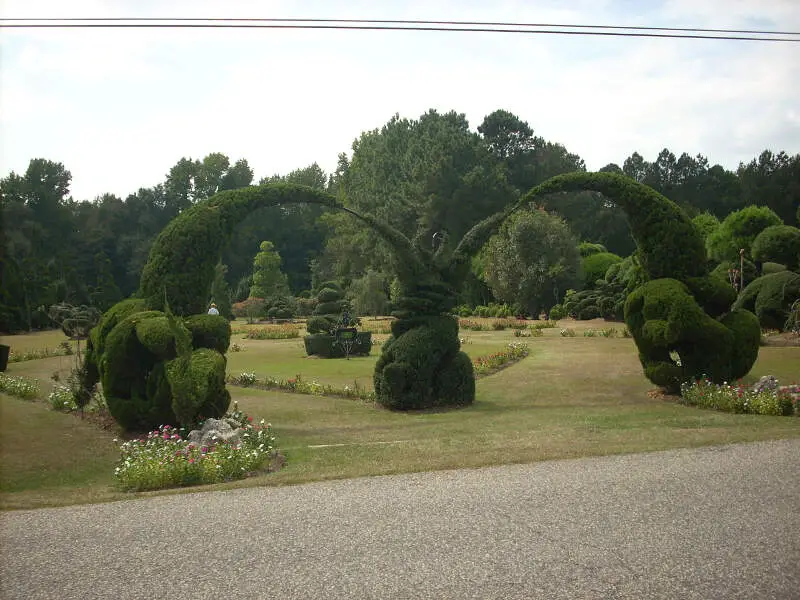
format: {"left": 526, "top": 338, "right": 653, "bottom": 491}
{"left": 207, "top": 303, "right": 219, "bottom": 315}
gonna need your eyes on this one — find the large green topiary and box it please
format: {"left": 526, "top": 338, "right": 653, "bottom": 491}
{"left": 89, "top": 184, "right": 337, "bottom": 430}
{"left": 518, "top": 173, "right": 761, "bottom": 391}
{"left": 733, "top": 271, "right": 800, "bottom": 331}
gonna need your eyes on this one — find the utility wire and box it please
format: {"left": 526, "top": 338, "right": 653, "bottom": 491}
{"left": 3, "top": 17, "right": 798, "bottom": 36}
{"left": 1, "top": 18, "right": 798, "bottom": 41}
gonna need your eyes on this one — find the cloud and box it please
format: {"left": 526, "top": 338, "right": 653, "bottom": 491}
{"left": 1, "top": 0, "right": 798, "bottom": 199}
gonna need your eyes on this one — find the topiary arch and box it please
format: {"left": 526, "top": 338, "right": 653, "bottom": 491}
{"left": 88, "top": 174, "right": 761, "bottom": 429}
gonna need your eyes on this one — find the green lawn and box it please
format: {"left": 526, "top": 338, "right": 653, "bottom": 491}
{"left": 2, "top": 318, "right": 799, "bottom": 510}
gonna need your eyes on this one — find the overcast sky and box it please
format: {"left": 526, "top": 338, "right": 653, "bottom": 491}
{"left": 1, "top": 0, "right": 798, "bottom": 201}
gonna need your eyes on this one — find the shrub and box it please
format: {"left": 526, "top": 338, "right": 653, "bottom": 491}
{"left": 751, "top": 225, "right": 800, "bottom": 271}
{"left": 578, "top": 305, "right": 601, "bottom": 320}
{"left": 295, "top": 297, "right": 318, "bottom": 317}
{"left": 581, "top": 252, "right": 622, "bottom": 289}
{"left": 89, "top": 303, "right": 231, "bottom": 432}
{"left": 113, "top": 415, "right": 276, "bottom": 492}
{"left": 303, "top": 332, "right": 372, "bottom": 358}
{"left": 231, "top": 297, "right": 267, "bottom": 322}
{"left": 560, "top": 328, "right": 576, "bottom": 337}
{"left": 707, "top": 205, "right": 783, "bottom": 263}
{"left": 531, "top": 321, "right": 558, "bottom": 329}
{"left": 549, "top": 304, "right": 566, "bottom": 320}
{"left": 578, "top": 242, "right": 607, "bottom": 257}
{"left": 306, "top": 315, "right": 333, "bottom": 335}
{"left": 48, "top": 385, "right": 78, "bottom": 412}
{"left": 761, "top": 262, "right": 787, "bottom": 275}
{"left": 625, "top": 278, "right": 760, "bottom": 392}
{"left": 733, "top": 271, "right": 800, "bottom": 331}
{"left": 453, "top": 304, "right": 473, "bottom": 317}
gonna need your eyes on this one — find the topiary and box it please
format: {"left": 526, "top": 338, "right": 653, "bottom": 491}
{"left": 518, "top": 172, "right": 760, "bottom": 391}
{"left": 90, "top": 184, "right": 337, "bottom": 430}
{"left": 751, "top": 225, "right": 800, "bottom": 271}
{"left": 581, "top": 252, "right": 622, "bottom": 289}
{"left": 733, "top": 271, "right": 800, "bottom": 331}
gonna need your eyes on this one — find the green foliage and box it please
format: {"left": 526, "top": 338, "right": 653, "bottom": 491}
{"left": 710, "top": 259, "right": 757, "bottom": 288}
{"left": 303, "top": 332, "right": 372, "bottom": 358}
{"left": 581, "top": 252, "right": 622, "bottom": 288}
{"left": 348, "top": 270, "right": 390, "bottom": 316}
{"left": 549, "top": 305, "right": 566, "bottom": 320}
{"left": 374, "top": 315, "right": 471, "bottom": 410}
{"left": 210, "top": 262, "right": 233, "bottom": 320}
{"left": 265, "top": 295, "right": 297, "bottom": 320}
{"left": 184, "top": 314, "right": 231, "bottom": 354}
{"left": 762, "top": 262, "right": 787, "bottom": 275}
{"left": 89, "top": 296, "right": 231, "bottom": 431}
{"left": 482, "top": 208, "right": 581, "bottom": 317}
{"left": 521, "top": 173, "right": 708, "bottom": 282}
{"left": 707, "top": 205, "right": 783, "bottom": 263}
{"left": 624, "top": 279, "right": 759, "bottom": 392}
{"left": 578, "top": 242, "right": 607, "bottom": 257}
{"left": 751, "top": 225, "right": 800, "bottom": 270}
{"left": 733, "top": 271, "right": 800, "bottom": 331}
{"left": 250, "top": 241, "right": 290, "bottom": 299}
{"left": 139, "top": 183, "right": 336, "bottom": 316}
{"left": 306, "top": 316, "right": 333, "bottom": 335}
{"left": 691, "top": 212, "right": 720, "bottom": 240}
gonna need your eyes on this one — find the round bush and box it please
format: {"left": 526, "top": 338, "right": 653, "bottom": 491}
{"left": 581, "top": 252, "right": 622, "bottom": 289}
{"left": 549, "top": 304, "right": 566, "bottom": 320}
{"left": 751, "top": 225, "right": 800, "bottom": 271}
{"left": 374, "top": 316, "right": 464, "bottom": 410}
{"left": 578, "top": 305, "right": 601, "bottom": 320}
{"left": 733, "top": 271, "right": 800, "bottom": 330}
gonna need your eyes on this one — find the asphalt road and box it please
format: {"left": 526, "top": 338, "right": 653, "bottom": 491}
{"left": 2, "top": 439, "right": 799, "bottom": 600}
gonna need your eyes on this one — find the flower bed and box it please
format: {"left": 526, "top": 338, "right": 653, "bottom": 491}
{"left": 0, "top": 373, "right": 40, "bottom": 399}
{"left": 244, "top": 325, "right": 301, "bottom": 340}
{"left": 114, "top": 406, "right": 276, "bottom": 492}
{"left": 679, "top": 378, "right": 800, "bottom": 416}
{"left": 8, "top": 343, "right": 73, "bottom": 363}
{"left": 472, "top": 342, "right": 530, "bottom": 377}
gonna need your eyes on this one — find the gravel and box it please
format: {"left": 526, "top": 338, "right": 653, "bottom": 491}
{"left": 2, "top": 439, "right": 798, "bottom": 599}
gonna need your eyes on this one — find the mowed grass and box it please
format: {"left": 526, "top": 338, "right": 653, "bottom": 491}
{"left": 1, "top": 318, "right": 799, "bottom": 510}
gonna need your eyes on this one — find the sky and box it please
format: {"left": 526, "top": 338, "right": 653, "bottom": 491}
{"left": 1, "top": 0, "right": 799, "bottom": 201}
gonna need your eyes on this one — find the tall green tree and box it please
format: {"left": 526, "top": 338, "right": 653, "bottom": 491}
{"left": 209, "top": 261, "right": 233, "bottom": 319}
{"left": 481, "top": 208, "right": 581, "bottom": 316}
{"left": 249, "top": 241, "right": 290, "bottom": 299}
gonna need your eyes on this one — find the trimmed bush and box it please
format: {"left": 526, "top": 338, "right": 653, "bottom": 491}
{"left": 733, "top": 271, "right": 800, "bottom": 331}
{"left": 624, "top": 278, "right": 760, "bottom": 392}
{"left": 751, "top": 225, "right": 800, "bottom": 271}
{"left": 762, "top": 262, "right": 787, "bottom": 275}
{"left": 184, "top": 314, "right": 231, "bottom": 354}
{"left": 581, "top": 252, "right": 622, "bottom": 288}
{"left": 302, "top": 332, "right": 372, "bottom": 358}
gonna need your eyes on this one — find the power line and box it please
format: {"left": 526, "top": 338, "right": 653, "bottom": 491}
{"left": 1, "top": 18, "right": 798, "bottom": 42}
{"left": 3, "top": 17, "right": 798, "bottom": 36}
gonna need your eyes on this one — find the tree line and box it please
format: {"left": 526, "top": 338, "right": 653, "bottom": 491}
{"left": 1, "top": 108, "right": 798, "bottom": 332}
